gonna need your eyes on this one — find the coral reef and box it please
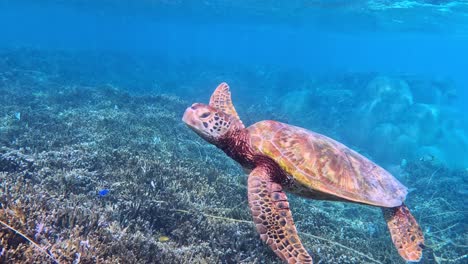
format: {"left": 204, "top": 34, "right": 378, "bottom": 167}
{"left": 0, "top": 50, "right": 466, "bottom": 263}
{"left": 350, "top": 75, "right": 467, "bottom": 168}
{"left": 273, "top": 73, "right": 467, "bottom": 169}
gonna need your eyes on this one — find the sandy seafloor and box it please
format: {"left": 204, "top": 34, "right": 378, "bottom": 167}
{"left": 0, "top": 49, "right": 466, "bottom": 263}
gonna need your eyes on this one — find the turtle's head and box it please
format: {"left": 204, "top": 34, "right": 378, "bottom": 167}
{"left": 183, "top": 103, "right": 237, "bottom": 144}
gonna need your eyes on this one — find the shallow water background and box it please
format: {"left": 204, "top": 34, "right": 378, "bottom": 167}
{"left": 2, "top": 0, "right": 468, "bottom": 88}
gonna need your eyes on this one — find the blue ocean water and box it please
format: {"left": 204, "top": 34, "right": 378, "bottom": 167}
{"left": 0, "top": 1, "right": 467, "bottom": 263}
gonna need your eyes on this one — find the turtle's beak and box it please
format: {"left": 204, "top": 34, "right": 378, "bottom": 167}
{"left": 182, "top": 103, "right": 201, "bottom": 127}
{"left": 182, "top": 106, "right": 195, "bottom": 126}
{"left": 181, "top": 103, "right": 226, "bottom": 145}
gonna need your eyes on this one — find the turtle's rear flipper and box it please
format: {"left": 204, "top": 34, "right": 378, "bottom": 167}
{"left": 248, "top": 166, "right": 312, "bottom": 263}
{"left": 383, "top": 204, "right": 425, "bottom": 262}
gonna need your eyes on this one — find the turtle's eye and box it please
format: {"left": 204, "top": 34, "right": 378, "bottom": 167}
{"left": 199, "top": 112, "right": 210, "bottom": 118}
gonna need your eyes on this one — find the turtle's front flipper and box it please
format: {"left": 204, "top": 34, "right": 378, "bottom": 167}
{"left": 209, "top": 82, "right": 244, "bottom": 128}
{"left": 383, "top": 204, "right": 425, "bottom": 261}
{"left": 248, "top": 166, "right": 312, "bottom": 264}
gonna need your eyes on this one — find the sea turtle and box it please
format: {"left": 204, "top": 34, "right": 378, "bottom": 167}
{"left": 182, "top": 83, "right": 425, "bottom": 263}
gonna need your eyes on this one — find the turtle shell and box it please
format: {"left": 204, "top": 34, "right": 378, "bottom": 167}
{"left": 248, "top": 120, "right": 407, "bottom": 207}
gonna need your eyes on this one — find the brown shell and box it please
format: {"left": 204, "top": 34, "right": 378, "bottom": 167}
{"left": 248, "top": 120, "right": 407, "bottom": 207}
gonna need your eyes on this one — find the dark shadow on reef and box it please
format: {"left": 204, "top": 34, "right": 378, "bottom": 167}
{"left": 0, "top": 50, "right": 466, "bottom": 263}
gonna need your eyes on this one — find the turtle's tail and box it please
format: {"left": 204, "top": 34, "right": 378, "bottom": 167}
{"left": 382, "top": 204, "right": 425, "bottom": 262}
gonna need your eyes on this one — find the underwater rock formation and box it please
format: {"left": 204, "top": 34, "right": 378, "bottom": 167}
{"left": 345, "top": 75, "right": 467, "bottom": 168}
{"left": 363, "top": 76, "right": 414, "bottom": 124}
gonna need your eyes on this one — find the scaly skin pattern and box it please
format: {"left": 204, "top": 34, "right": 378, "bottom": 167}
{"left": 218, "top": 128, "right": 313, "bottom": 263}
{"left": 209, "top": 82, "right": 244, "bottom": 127}
{"left": 248, "top": 165, "right": 313, "bottom": 264}
{"left": 383, "top": 204, "right": 425, "bottom": 261}
{"left": 248, "top": 120, "right": 408, "bottom": 207}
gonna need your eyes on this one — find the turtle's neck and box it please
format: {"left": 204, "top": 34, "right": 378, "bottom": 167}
{"left": 216, "top": 127, "right": 255, "bottom": 169}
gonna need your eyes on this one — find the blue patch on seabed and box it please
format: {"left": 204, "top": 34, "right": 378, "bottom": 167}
{"left": 98, "top": 189, "right": 110, "bottom": 197}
